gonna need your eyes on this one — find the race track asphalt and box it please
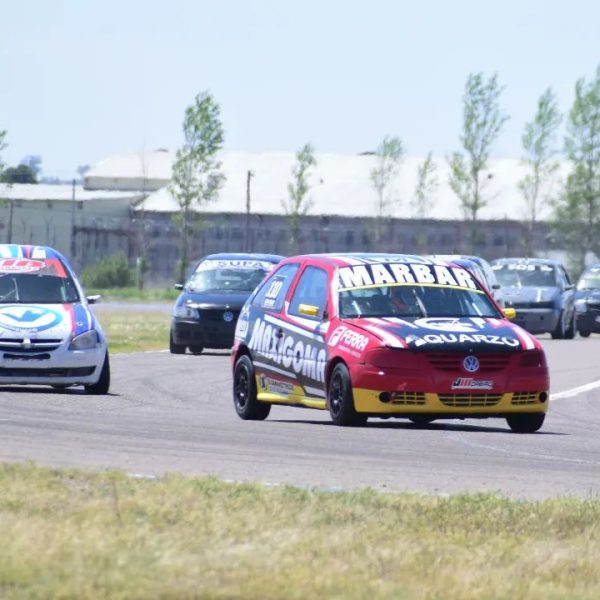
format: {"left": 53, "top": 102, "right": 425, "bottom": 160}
{"left": 1, "top": 336, "right": 599, "bottom": 499}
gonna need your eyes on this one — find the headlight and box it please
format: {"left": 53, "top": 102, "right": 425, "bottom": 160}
{"left": 69, "top": 330, "right": 100, "bottom": 350}
{"left": 575, "top": 298, "right": 588, "bottom": 312}
{"left": 173, "top": 305, "right": 199, "bottom": 319}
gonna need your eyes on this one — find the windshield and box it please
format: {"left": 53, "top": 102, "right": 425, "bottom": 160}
{"left": 186, "top": 267, "right": 268, "bottom": 293}
{"left": 0, "top": 273, "right": 80, "bottom": 303}
{"left": 493, "top": 264, "right": 557, "bottom": 287}
{"left": 339, "top": 284, "right": 499, "bottom": 318}
{"left": 577, "top": 271, "right": 600, "bottom": 291}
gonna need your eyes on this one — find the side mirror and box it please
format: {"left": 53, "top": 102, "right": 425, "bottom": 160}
{"left": 298, "top": 303, "right": 320, "bottom": 317}
{"left": 565, "top": 284, "right": 574, "bottom": 291}
{"left": 86, "top": 294, "right": 101, "bottom": 305}
{"left": 174, "top": 283, "right": 184, "bottom": 291}
{"left": 503, "top": 307, "right": 516, "bottom": 320}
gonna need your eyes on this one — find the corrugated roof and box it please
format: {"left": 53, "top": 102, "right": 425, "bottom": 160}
{"left": 136, "top": 152, "right": 567, "bottom": 221}
{"left": 0, "top": 183, "right": 143, "bottom": 202}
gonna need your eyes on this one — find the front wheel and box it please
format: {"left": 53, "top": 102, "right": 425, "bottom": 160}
{"left": 233, "top": 355, "right": 271, "bottom": 420}
{"left": 327, "top": 363, "right": 367, "bottom": 426}
{"left": 85, "top": 353, "right": 110, "bottom": 395}
{"left": 551, "top": 311, "right": 565, "bottom": 339}
{"left": 579, "top": 328, "right": 591, "bottom": 338}
{"left": 169, "top": 331, "right": 186, "bottom": 354}
{"left": 506, "top": 413, "right": 545, "bottom": 433}
{"left": 564, "top": 310, "right": 576, "bottom": 339}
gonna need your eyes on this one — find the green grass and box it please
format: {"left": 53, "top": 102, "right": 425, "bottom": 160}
{"left": 86, "top": 287, "right": 180, "bottom": 302}
{"left": 94, "top": 308, "right": 171, "bottom": 353}
{"left": 1, "top": 462, "right": 600, "bottom": 599}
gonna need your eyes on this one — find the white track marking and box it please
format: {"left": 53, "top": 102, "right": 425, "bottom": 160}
{"left": 550, "top": 379, "right": 600, "bottom": 401}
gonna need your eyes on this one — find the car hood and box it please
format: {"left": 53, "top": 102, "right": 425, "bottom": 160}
{"left": 575, "top": 289, "right": 600, "bottom": 305}
{"left": 347, "top": 316, "right": 540, "bottom": 352}
{"left": 178, "top": 291, "right": 250, "bottom": 310}
{"left": 500, "top": 286, "right": 559, "bottom": 303}
{"left": 0, "top": 303, "right": 95, "bottom": 339}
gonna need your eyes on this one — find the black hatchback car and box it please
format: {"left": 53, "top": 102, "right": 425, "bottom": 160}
{"left": 170, "top": 253, "right": 283, "bottom": 354}
{"left": 574, "top": 264, "right": 600, "bottom": 337}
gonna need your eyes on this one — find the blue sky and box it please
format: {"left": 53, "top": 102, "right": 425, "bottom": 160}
{"left": 1, "top": 0, "right": 599, "bottom": 179}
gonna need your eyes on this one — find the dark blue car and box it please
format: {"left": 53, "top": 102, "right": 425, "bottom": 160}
{"left": 170, "top": 253, "right": 283, "bottom": 354}
{"left": 574, "top": 264, "right": 600, "bottom": 337}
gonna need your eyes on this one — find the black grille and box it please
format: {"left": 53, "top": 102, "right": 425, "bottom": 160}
{"left": 0, "top": 338, "right": 63, "bottom": 352}
{"left": 199, "top": 309, "right": 239, "bottom": 322}
{"left": 426, "top": 353, "right": 510, "bottom": 372}
{"left": 0, "top": 366, "right": 95, "bottom": 378}
{"left": 509, "top": 301, "right": 554, "bottom": 310}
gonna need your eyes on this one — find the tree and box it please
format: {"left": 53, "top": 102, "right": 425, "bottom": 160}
{"left": 0, "top": 164, "right": 37, "bottom": 184}
{"left": 169, "top": 91, "right": 225, "bottom": 282}
{"left": 553, "top": 65, "right": 600, "bottom": 273}
{"left": 519, "top": 88, "right": 562, "bottom": 255}
{"left": 282, "top": 143, "right": 317, "bottom": 253}
{"left": 411, "top": 151, "right": 438, "bottom": 218}
{"left": 448, "top": 72, "right": 509, "bottom": 250}
{"left": 77, "top": 164, "right": 91, "bottom": 181}
{"left": 20, "top": 155, "right": 42, "bottom": 179}
{"left": 370, "top": 135, "right": 404, "bottom": 246}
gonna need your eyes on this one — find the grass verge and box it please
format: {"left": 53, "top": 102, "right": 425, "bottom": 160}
{"left": 86, "top": 287, "right": 179, "bottom": 302}
{"left": 1, "top": 462, "right": 599, "bottom": 599}
{"left": 93, "top": 308, "right": 170, "bottom": 353}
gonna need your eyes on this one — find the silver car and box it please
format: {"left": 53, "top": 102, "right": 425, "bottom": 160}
{"left": 491, "top": 258, "right": 576, "bottom": 339}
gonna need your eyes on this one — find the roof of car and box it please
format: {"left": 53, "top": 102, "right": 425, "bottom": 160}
{"left": 200, "top": 253, "right": 284, "bottom": 263}
{"left": 282, "top": 253, "right": 465, "bottom": 267}
{"left": 0, "top": 244, "right": 66, "bottom": 262}
{"left": 491, "top": 257, "right": 562, "bottom": 266}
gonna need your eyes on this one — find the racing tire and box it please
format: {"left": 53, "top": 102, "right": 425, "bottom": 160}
{"left": 233, "top": 355, "right": 271, "bottom": 420}
{"left": 579, "top": 329, "right": 591, "bottom": 338}
{"left": 564, "top": 311, "right": 576, "bottom": 340}
{"left": 409, "top": 416, "right": 435, "bottom": 427}
{"left": 327, "top": 363, "right": 368, "bottom": 427}
{"left": 506, "top": 413, "right": 545, "bottom": 433}
{"left": 84, "top": 353, "right": 111, "bottom": 395}
{"left": 551, "top": 311, "right": 565, "bottom": 339}
{"left": 189, "top": 345, "right": 204, "bottom": 355}
{"left": 169, "top": 331, "right": 186, "bottom": 354}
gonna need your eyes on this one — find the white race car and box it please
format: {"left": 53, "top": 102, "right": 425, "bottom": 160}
{"left": 0, "top": 244, "right": 110, "bottom": 393}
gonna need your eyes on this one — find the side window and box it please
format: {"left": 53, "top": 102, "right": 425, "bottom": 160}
{"left": 252, "top": 263, "right": 299, "bottom": 312}
{"left": 288, "top": 266, "right": 329, "bottom": 321}
{"left": 560, "top": 266, "right": 572, "bottom": 286}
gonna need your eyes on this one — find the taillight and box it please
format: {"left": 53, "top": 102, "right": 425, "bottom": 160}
{"left": 519, "top": 351, "right": 546, "bottom": 368}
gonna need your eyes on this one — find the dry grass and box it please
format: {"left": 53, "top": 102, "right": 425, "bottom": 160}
{"left": 1, "top": 462, "right": 600, "bottom": 599}
{"left": 93, "top": 309, "right": 170, "bottom": 353}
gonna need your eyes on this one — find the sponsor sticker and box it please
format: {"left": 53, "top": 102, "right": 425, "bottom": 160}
{"left": 196, "top": 259, "right": 275, "bottom": 272}
{"left": 0, "top": 306, "right": 63, "bottom": 332}
{"left": 259, "top": 375, "right": 294, "bottom": 395}
{"left": 451, "top": 378, "right": 494, "bottom": 390}
{"left": 404, "top": 332, "right": 520, "bottom": 348}
{"left": 338, "top": 263, "right": 479, "bottom": 291}
{"left": 328, "top": 325, "right": 369, "bottom": 351}
{"left": 248, "top": 317, "right": 327, "bottom": 383}
{"left": 0, "top": 258, "right": 45, "bottom": 273}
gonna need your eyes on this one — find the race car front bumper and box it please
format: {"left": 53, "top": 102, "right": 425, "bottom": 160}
{"left": 511, "top": 308, "right": 559, "bottom": 334}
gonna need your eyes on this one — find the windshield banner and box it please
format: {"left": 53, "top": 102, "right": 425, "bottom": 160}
{"left": 196, "top": 259, "right": 276, "bottom": 272}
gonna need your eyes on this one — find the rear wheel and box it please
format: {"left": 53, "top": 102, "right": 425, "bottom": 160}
{"left": 169, "top": 331, "right": 186, "bottom": 354}
{"left": 327, "top": 363, "right": 368, "bottom": 426}
{"left": 506, "top": 413, "right": 545, "bottom": 433}
{"left": 233, "top": 355, "right": 271, "bottom": 420}
{"left": 579, "top": 329, "right": 591, "bottom": 338}
{"left": 85, "top": 353, "right": 110, "bottom": 395}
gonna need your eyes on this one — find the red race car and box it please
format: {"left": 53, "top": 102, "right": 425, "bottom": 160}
{"left": 232, "top": 254, "right": 549, "bottom": 433}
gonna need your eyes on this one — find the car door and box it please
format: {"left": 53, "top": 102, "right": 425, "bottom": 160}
{"left": 281, "top": 264, "right": 331, "bottom": 401}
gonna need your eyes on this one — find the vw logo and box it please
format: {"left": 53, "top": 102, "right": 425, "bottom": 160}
{"left": 223, "top": 310, "right": 234, "bottom": 322}
{"left": 463, "top": 355, "right": 480, "bottom": 373}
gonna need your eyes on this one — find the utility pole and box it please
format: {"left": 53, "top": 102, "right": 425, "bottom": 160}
{"left": 70, "top": 179, "right": 76, "bottom": 260}
{"left": 7, "top": 199, "right": 14, "bottom": 243}
{"left": 245, "top": 169, "right": 254, "bottom": 252}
